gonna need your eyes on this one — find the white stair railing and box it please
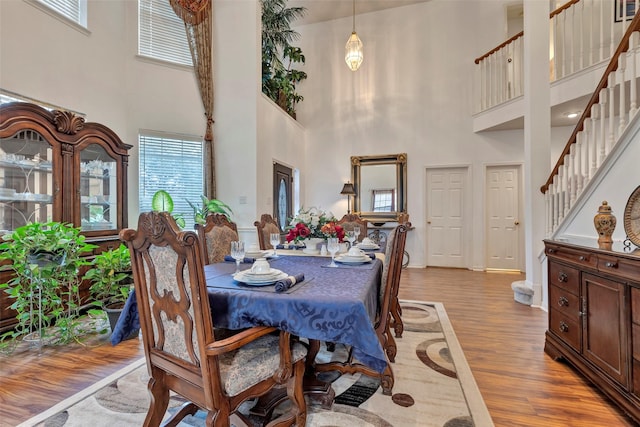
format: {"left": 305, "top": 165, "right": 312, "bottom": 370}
{"left": 542, "top": 15, "right": 640, "bottom": 236}
{"left": 474, "top": 0, "right": 636, "bottom": 113}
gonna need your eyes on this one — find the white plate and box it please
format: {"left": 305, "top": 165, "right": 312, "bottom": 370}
{"left": 341, "top": 254, "right": 370, "bottom": 261}
{"left": 245, "top": 250, "right": 267, "bottom": 258}
{"left": 241, "top": 268, "right": 283, "bottom": 278}
{"left": 302, "top": 248, "right": 319, "bottom": 255}
{"left": 233, "top": 270, "right": 288, "bottom": 285}
{"left": 357, "top": 244, "right": 380, "bottom": 250}
{"left": 335, "top": 256, "right": 372, "bottom": 265}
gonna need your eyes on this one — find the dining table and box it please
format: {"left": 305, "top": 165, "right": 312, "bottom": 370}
{"left": 111, "top": 248, "right": 387, "bottom": 413}
{"left": 112, "top": 251, "right": 387, "bottom": 372}
{"left": 204, "top": 253, "right": 387, "bottom": 373}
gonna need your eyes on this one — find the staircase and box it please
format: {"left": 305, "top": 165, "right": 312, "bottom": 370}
{"left": 543, "top": 12, "right": 640, "bottom": 239}
{"left": 475, "top": 1, "right": 640, "bottom": 242}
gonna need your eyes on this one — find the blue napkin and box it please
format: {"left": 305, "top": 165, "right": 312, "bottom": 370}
{"left": 274, "top": 273, "right": 304, "bottom": 292}
{"left": 224, "top": 255, "right": 256, "bottom": 263}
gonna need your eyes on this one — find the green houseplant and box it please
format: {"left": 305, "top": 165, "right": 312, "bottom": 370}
{"left": 0, "top": 222, "right": 97, "bottom": 348}
{"left": 83, "top": 243, "right": 136, "bottom": 338}
{"left": 84, "top": 243, "right": 131, "bottom": 309}
{"left": 152, "top": 190, "right": 185, "bottom": 228}
{"left": 261, "top": 0, "right": 307, "bottom": 118}
{"left": 188, "top": 195, "right": 233, "bottom": 225}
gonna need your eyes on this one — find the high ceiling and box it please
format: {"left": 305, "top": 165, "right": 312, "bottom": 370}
{"left": 288, "top": 0, "right": 431, "bottom": 26}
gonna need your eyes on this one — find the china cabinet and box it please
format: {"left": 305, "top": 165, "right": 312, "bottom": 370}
{"left": 0, "top": 102, "right": 132, "bottom": 332}
{"left": 544, "top": 239, "right": 640, "bottom": 422}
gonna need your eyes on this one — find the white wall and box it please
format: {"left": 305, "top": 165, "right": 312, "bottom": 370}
{"left": 0, "top": 0, "right": 286, "bottom": 239}
{"left": 295, "top": 0, "right": 530, "bottom": 268}
{"left": 0, "top": 0, "right": 204, "bottom": 229}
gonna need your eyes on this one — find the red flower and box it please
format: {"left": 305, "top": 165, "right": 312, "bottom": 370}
{"left": 297, "top": 223, "right": 310, "bottom": 238}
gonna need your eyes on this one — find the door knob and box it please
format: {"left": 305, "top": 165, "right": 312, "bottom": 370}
{"left": 514, "top": 220, "right": 520, "bottom": 225}
{"left": 427, "top": 220, "right": 431, "bottom": 224}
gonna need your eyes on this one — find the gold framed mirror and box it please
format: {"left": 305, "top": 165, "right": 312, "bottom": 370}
{"left": 351, "top": 153, "right": 407, "bottom": 223}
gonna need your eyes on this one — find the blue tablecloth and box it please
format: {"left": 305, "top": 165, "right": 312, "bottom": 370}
{"left": 113, "top": 255, "right": 386, "bottom": 372}
{"left": 206, "top": 256, "right": 385, "bottom": 372}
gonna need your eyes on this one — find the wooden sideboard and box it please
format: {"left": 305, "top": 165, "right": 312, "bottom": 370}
{"left": 544, "top": 239, "right": 640, "bottom": 422}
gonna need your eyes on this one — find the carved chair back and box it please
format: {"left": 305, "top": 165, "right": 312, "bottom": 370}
{"left": 195, "top": 213, "right": 239, "bottom": 264}
{"left": 337, "top": 214, "right": 368, "bottom": 242}
{"left": 254, "top": 214, "right": 281, "bottom": 250}
{"left": 120, "top": 211, "right": 307, "bottom": 426}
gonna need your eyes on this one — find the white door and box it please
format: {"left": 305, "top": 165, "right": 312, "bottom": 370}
{"left": 426, "top": 167, "right": 468, "bottom": 268}
{"left": 486, "top": 165, "right": 521, "bottom": 271}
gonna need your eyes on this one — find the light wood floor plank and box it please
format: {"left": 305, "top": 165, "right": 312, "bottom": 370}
{"left": 0, "top": 267, "right": 635, "bottom": 426}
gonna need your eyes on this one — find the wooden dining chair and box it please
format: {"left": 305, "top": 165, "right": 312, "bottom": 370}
{"left": 336, "top": 213, "right": 368, "bottom": 242}
{"left": 254, "top": 214, "right": 281, "bottom": 250}
{"left": 391, "top": 213, "right": 410, "bottom": 338}
{"left": 120, "top": 211, "right": 307, "bottom": 427}
{"left": 312, "top": 223, "right": 409, "bottom": 396}
{"left": 195, "top": 213, "right": 239, "bottom": 264}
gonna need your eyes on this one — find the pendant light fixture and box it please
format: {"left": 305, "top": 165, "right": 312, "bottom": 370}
{"left": 345, "top": 0, "right": 363, "bottom": 71}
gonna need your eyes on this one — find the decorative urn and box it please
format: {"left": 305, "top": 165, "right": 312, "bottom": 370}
{"left": 594, "top": 200, "right": 616, "bottom": 250}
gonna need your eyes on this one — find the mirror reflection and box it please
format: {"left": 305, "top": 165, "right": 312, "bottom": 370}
{"left": 351, "top": 153, "right": 407, "bottom": 223}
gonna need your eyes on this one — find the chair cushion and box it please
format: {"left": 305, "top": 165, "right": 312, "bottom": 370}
{"left": 219, "top": 335, "right": 307, "bottom": 397}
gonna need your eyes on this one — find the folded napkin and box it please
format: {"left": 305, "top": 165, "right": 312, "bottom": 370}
{"left": 224, "top": 255, "right": 256, "bottom": 263}
{"left": 274, "top": 273, "right": 304, "bottom": 293}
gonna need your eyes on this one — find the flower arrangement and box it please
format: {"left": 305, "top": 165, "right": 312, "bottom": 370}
{"left": 285, "top": 207, "right": 344, "bottom": 244}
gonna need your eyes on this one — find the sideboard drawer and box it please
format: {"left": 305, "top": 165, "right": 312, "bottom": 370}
{"left": 549, "top": 284, "right": 580, "bottom": 319}
{"left": 549, "top": 261, "right": 580, "bottom": 295}
{"left": 549, "top": 308, "right": 581, "bottom": 352}
{"left": 599, "top": 254, "right": 640, "bottom": 284}
{"left": 546, "top": 243, "right": 597, "bottom": 269}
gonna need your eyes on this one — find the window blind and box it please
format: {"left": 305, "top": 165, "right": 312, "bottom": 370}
{"left": 37, "top": 0, "right": 86, "bottom": 27}
{"left": 139, "top": 133, "right": 204, "bottom": 229}
{"left": 138, "top": 0, "right": 193, "bottom": 66}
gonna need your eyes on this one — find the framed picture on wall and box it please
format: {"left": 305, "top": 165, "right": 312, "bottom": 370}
{"left": 615, "top": 0, "right": 637, "bottom": 22}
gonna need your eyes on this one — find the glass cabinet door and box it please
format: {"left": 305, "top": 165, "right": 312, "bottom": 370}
{"left": 0, "top": 130, "right": 54, "bottom": 232}
{"left": 79, "top": 144, "right": 117, "bottom": 232}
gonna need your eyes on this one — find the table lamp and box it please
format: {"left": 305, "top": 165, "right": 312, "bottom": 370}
{"left": 340, "top": 182, "right": 356, "bottom": 214}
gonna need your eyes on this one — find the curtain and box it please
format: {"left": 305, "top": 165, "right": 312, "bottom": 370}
{"left": 169, "top": 0, "right": 216, "bottom": 198}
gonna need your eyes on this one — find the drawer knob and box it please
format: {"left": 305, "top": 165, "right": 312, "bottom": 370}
{"left": 548, "top": 248, "right": 556, "bottom": 254}
{"left": 559, "top": 321, "right": 569, "bottom": 333}
{"left": 579, "top": 256, "right": 586, "bottom": 261}
{"left": 558, "top": 296, "right": 569, "bottom": 307}
{"left": 605, "top": 261, "right": 618, "bottom": 268}
{"left": 558, "top": 272, "right": 568, "bottom": 283}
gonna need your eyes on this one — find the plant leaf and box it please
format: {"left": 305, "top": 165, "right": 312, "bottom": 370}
{"left": 152, "top": 190, "right": 174, "bottom": 213}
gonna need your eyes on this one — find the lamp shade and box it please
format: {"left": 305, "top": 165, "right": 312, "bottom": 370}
{"left": 341, "top": 182, "right": 356, "bottom": 195}
{"left": 345, "top": 32, "right": 363, "bottom": 71}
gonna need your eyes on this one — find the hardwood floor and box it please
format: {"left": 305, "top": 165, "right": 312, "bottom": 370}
{"left": 0, "top": 267, "right": 637, "bottom": 426}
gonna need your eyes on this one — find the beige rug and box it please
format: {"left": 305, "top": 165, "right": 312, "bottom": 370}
{"left": 21, "top": 300, "right": 493, "bottom": 427}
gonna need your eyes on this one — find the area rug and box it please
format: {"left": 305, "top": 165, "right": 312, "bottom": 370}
{"left": 21, "top": 300, "right": 493, "bottom": 427}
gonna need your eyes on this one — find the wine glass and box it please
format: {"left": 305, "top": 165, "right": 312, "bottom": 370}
{"left": 345, "top": 230, "right": 356, "bottom": 249}
{"left": 230, "top": 241, "right": 245, "bottom": 274}
{"left": 327, "top": 237, "right": 339, "bottom": 267}
{"left": 269, "top": 233, "right": 280, "bottom": 258}
{"left": 353, "top": 225, "right": 361, "bottom": 243}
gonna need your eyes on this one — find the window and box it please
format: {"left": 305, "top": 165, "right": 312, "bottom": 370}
{"left": 33, "top": 0, "right": 87, "bottom": 27}
{"left": 138, "top": 0, "right": 192, "bottom": 66}
{"left": 372, "top": 189, "right": 395, "bottom": 212}
{"left": 139, "top": 132, "right": 203, "bottom": 229}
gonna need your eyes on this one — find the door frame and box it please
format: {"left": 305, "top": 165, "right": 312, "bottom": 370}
{"left": 483, "top": 162, "right": 524, "bottom": 272}
{"left": 424, "top": 165, "right": 472, "bottom": 269}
